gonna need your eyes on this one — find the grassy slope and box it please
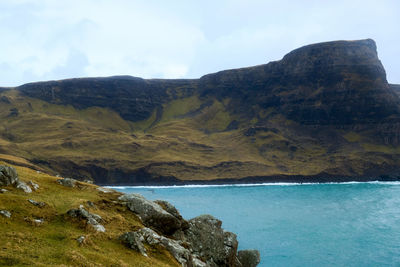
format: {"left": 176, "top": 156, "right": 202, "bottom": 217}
{"left": 0, "top": 89, "right": 399, "bottom": 182}
{"left": 0, "top": 160, "right": 179, "bottom": 266}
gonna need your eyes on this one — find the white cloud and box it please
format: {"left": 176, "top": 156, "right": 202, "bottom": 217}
{"left": 0, "top": 0, "right": 399, "bottom": 86}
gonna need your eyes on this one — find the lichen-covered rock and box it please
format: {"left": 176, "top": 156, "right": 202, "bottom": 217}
{"left": 155, "top": 200, "right": 189, "bottom": 229}
{"left": 67, "top": 205, "right": 105, "bottom": 232}
{"left": 28, "top": 181, "right": 39, "bottom": 191}
{"left": 28, "top": 199, "right": 46, "bottom": 207}
{"left": 237, "top": 250, "right": 261, "bottom": 267}
{"left": 0, "top": 165, "right": 19, "bottom": 186}
{"left": 0, "top": 210, "right": 11, "bottom": 218}
{"left": 57, "top": 178, "right": 77, "bottom": 187}
{"left": 118, "top": 194, "right": 182, "bottom": 235}
{"left": 121, "top": 227, "right": 199, "bottom": 266}
{"left": 185, "top": 214, "right": 241, "bottom": 267}
{"left": 96, "top": 187, "right": 115, "bottom": 193}
{"left": 119, "top": 231, "right": 147, "bottom": 257}
{"left": 77, "top": 235, "right": 85, "bottom": 245}
{"left": 16, "top": 181, "right": 32, "bottom": 193}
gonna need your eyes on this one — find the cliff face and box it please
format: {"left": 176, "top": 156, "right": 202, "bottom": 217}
{"left": 200, "top": 39, "right": 400, "bottom": 125}
{"left": 1, "top": 39, "right": 400, "bottom": 184}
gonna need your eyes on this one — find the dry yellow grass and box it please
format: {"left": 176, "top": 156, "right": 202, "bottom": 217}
{"left": 0, "top": 161, "right": 179, "bottom": 266}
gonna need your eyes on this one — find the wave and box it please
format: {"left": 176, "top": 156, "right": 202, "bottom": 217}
{"left": 106, "top": 181, "right": 400, "bottom": 189}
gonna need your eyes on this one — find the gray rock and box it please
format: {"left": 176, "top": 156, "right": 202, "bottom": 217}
{"left": 185, "top": 214, "right": 240, "bottom": 267}
{"left": 119, "top": 194, "right": 182, "bottom": 235}
{"left": 33, "top": 218, "right": 44, "bottom": 225}
{"left": 27, "top": 181, "right": 39, "bottom": 191}
{"left": 91, "top": 224, "right": 106, "bottom": 232}
{"left": 96, "top": 187, "right": 115, "bottom": 193}
{"left": 67, "top": 205, "right": 105, "bottom": 232}
{"left": 119, "top": 231, "right": 147, "bottom": 257}
{"left": 122, "top": 228, "right": 199, "bottom": 266}
{"left": 0, "top": 165, "right": 19, "bottom": 186}
{"left": 57, "top": 178, "right": 77, "bottom": 187}
{"left": 237, "top": 250, "right": 261, "bottom": 267}
{"left": 0, "top": 188, "right": 8, "bottom": 193}
{"left": 155, "top": 200, "right": 189, "bottom": 230}
{"left": 16, "top": 181, "right": 32, "bottom": 193}
{"left": 28, "top": 199, "right": 46, "bottom": 207}
{"left": 0, "top": 210, "right": 11, "bottom": 218}
{"left": 77, "top": 236, "right": 85, "bottom": 244}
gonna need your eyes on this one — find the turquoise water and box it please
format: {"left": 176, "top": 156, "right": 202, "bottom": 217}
{"left": 111, "top": 182, "right": 400, "bottom": 267}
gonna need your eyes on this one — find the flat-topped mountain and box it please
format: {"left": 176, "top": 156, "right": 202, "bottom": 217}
{"left": 1, "top": 39, "right": 400, "bottom": 184}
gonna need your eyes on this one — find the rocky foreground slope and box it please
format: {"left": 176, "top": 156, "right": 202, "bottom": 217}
{"left": 0, "top": 39, "right": 400, "bottom": 184}
{"left": 0, "top": 162, "right": 260, "bottom": 266}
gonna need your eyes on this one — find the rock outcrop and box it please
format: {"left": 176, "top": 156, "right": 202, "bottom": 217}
{"left": 67, "top": 205, "right": 105, "bottom": 232}
{"left": 118, "top": 194, "right": 259, "bottom": 266}
{"left": 237, "top": 250, "right": 261, "bottom": 267}
{"left": 0, "top": 165, "right": 32, "bottom": 193}
{"left": 0, "top": 165, "right": 19, "bottom": 186}
{"left": 57, "top": 178, "right": 77, "bottom": 187}
{"left": 118, "top": 194, "right": 183, "bottom": 235}
{"left": 184, "top": 215, "right": 241, "bottom": 266}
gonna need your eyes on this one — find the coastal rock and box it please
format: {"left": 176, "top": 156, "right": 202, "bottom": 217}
{"left": 16, "top": 181, "right": 32, "bottom": 193}
{"left": 118, "top": 194, "right": 182, "bottom": 235}
{"left": 0, "top": 165, "right": 19, "bottom": 186}
{"left": 57, "top": 178, "right": 77, "bottom": 187}
{"left": 185, "top": 214, "right": 240, "bottom": 267}
{"left": 237, "top": 250, "right": 261, "bottom": 267}
{"left": 121, "top": 227, "right": 199, "bottom": 266}
{"left": 0, "top": 210, "right": 11, "bottom": 218}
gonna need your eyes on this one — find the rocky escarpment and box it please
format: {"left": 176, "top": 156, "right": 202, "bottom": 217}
{"left": 200, "top": 39, "right": 400, "bottom": 125}
{"left": 19, "top": 76, "right": 197, "bottom": 122}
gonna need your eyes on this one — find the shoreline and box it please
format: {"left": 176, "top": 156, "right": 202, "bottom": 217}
{"left": 98, "top": 174, "right": 400, "bottom": 187}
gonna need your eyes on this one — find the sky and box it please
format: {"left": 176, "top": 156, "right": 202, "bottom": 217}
{"left": 0, "top": 0, "right": 399, "bottom": 87}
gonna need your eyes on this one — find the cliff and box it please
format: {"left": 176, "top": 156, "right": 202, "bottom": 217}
{"left": 1, "top": 39, "right": 400, "bottom": 184}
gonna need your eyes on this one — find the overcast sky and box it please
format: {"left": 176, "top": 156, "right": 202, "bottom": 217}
{"left": 0, "top": 0, "right": 399, "bottom": 87}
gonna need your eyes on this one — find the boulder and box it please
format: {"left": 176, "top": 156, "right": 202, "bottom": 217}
{"left": 28, "top": 181, "right": 39, "bottom": 191}
{"left": 0, "top": 189, "right": 8, "bottom": 193}
{"left": 67, "top": 205, "right": 105, "bottom": 232}
{"left": 0, "top": 210, "right": 11, "bottom": 218}
{"left": 185, "top": 215, "right": 241, "bottom": 267}
{"left": 119, "top": 231, "right": 147, "bottom": 257}
{"left": 28, "top": 199, "right": 46, "bottom": 207}
{"left": 77, "top": 235, "right": 85, "bottom": 245}
{"left": 237, "top": 250, "right": 261, "bottom": 267}
{"left": 96, "top": 187, "right": 115, "bottom": 193}
{"left": 120, "top": 228, "right": 199, "bottom": 266}
{"left": 57, "top": 178, "right": 77, "bottom": 187}
{"left": 16, "top": 181, "right": 32, "bottom": 193}
{"left": 118, "top": 194, "right": 182, "bottom": 235}
{"left": 0, "top": 165, "right": 18, "bottom": 186}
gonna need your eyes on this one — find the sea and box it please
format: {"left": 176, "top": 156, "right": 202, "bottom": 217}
{"left": 110, "top": 182, "right": 400, "bottom": 267}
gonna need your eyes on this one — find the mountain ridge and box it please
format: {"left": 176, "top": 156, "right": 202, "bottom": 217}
{"left": 1, "top": 39, "right": 400, "bottom": 184}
